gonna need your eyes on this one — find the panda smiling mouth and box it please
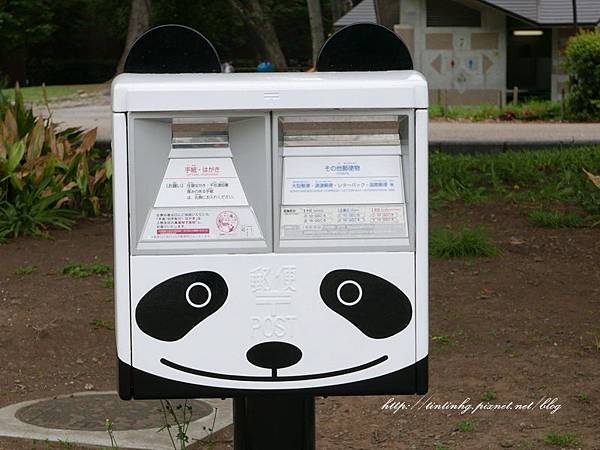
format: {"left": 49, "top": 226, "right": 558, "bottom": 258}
{"left": 160, "top": 355, "right": 388, "bottom": 381}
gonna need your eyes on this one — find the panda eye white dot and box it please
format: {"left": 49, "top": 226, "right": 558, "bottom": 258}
{"left": 185, "top": 282, "right": 212, "bottom": 308}
{"left": 336, "top": 280, "right": 363, "bottom": 306}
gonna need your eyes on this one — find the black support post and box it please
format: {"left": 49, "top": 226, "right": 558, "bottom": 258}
{"left": 233, "top": 396, "right": 315, "bottom": 450}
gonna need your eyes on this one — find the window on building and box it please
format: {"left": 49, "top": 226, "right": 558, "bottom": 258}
{"left": 426, "top": 0, "right": 482, "bottom": 27}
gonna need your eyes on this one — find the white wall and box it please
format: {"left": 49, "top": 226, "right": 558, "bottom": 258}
{"left": 551, "top": 27, "right": 572, "bottom": 102}
{"left": 395, "top": 0, "right": 507, "bottom": 104}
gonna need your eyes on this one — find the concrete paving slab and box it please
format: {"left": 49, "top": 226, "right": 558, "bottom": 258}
{"left": 428, "top": 121, "right": 600, "bottom": 144}
{"left": 0, "top": 391, "right": 232, "bottom": 449}
{"left": 33, "top": 103, "right": 600, "bottom": 151}
{"left": 35, "top": 104, "right": 113, "bottom": 142}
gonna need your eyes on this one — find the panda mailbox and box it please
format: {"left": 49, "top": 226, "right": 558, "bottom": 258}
{"left": 112, "top": 24, "right": 428, "bottom": 447}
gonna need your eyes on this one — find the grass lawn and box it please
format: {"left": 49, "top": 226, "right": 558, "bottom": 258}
{"left": 430, "top": 145, "right": 600, "bottom": 218}
{"left": 429, "top": 100, "right": 567, "bottom": 122}
{"left": 428, "top": 145, "right": 600, "bottom": 258}
{"left": 1, "top": 83, "right": 106, "bottom": 104}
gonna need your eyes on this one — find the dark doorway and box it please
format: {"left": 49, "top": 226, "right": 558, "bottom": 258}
{"left": 507, "top": 18, "right": 552, "bottom": 100}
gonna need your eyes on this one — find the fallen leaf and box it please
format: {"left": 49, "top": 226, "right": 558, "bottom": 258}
{"left": 583, "top": 168, "right": 600, "bottom": 189}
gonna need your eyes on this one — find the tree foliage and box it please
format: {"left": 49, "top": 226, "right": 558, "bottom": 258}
{"left": 0, "top": 0, "right": 55, "bottom": 52}
{"left": 1, "top": 0, "right": 339, "bottom": 83}
{"left": 565, "top": 30, "right": 600, "bottom": 120}
{"left": 153, "top": 0, "right": 321, "bottom": 68}
{"left": 227, "top": 0, "right": 288, "bottom": 69}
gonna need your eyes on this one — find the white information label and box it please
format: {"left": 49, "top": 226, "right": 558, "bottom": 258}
{"left": 280, "top": 205, "right": 407, "bottom": 240}
{"left": 141, "top": 207, "right": 263, "bottom": 242}
{"left": 282, "top": 155, "right": 404, "bottom": 205}
{"left": 155, "top": 158, "right": 248, "bottom": 207}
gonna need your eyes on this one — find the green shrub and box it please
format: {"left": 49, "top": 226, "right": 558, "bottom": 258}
{"left": 432, "top": 335, "right": 453, "bottom": 346}
{"left": 544, "top": 432, "right": 578, "bottom": 447}
{"left": 565, "top": 30, "right": 600, "bottom": 120}
{"left": 528, "top": 210, "right": 584, "bottom": 228}
{"left": 15, "top": 265, "right": 37, "bottom": 275}
{"left": 500, "top": 100, "right": 563, "bottom": 121}
{"left": 456, "top": 420, "right": 475, "bottom": 432}
{"left": 0, "top": 84, "right": 111, "bottom": 239}
{"left": 63, "top": 261, "right": 112, "bottom": 278}
{"left": 430, "top": 226, "right": 498, "bottom": 258}
{"left": 0, "top": 176, "right": 77, "bottom": 239}
{"left": 429, "top": 101, "right": 564, "bottom": 122}
{"left": 480, "top": 389, "right": 496, "bottom": 401}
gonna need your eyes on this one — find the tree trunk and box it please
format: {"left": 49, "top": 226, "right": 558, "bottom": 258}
{"left": 331, "top": 0, "right": 353, "bottom": 22}
{"left": 115, "top": 0, "right": 152, "bottom": 75}
{"left": 307, "top": 0, "right": 325, "bottom": 65}
{"left": 228, "top": 0, "right": 287, "bottom": 70}
{"left": 330, "top": 0, "right": 341, "bottom": 22}
{"left": 2, "top": 49, "right": 27, "bottom": 85}
{"left": 375, "top": 0, "right": 400, "bottom": 30}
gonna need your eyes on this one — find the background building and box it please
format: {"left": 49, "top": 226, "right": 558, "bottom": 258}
{"left": 335, "top": 0, "right": 600, "bottom": 104}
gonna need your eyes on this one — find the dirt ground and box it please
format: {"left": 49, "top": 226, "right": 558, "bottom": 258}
{"left": 0, "top": 203, "right": 599, "bottom": 450}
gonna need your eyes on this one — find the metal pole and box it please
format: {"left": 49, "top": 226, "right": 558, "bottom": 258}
{"left": 233, "top": 396, "right": 315, "bottom": 450}
{"left": 572, "top": 0, "right": 578, "bottom": 34}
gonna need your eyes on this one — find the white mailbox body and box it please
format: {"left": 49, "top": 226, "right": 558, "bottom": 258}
{"left": 112, "top": 72, "right": 429, "bottom": 399}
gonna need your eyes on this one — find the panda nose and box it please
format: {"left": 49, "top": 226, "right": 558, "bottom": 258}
{"left": 246, "top": 342, "right": 302, "bottom": 376}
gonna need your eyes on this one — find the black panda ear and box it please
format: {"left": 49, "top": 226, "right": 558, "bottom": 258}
{"left": 124, "top": 24, "right": 222, "bottom": 74}
{"left": 316, "top": 22, "right": 413, "bottom": 72}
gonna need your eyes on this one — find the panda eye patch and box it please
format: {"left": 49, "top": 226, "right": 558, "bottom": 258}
{"left": 320, "top": 269, "right": 412, "bottom": 339}
{"left": 136, "top": 271, "right": 228, "bottom": 341}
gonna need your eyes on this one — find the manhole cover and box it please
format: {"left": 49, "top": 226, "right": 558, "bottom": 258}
{"left": 15, "top": 393, "right": 213, "bottom": 431}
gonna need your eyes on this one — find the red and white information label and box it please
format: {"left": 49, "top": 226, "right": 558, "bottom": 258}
{"left": 142, "top": 207, "right": 263, "bottom": 242}
{"left": 157, "top": 228, "right": 210, "bottom": 235}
